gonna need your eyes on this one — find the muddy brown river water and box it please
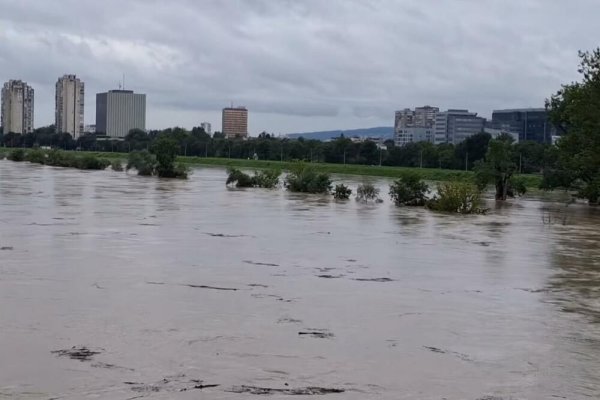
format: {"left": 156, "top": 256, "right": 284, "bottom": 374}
{"left": 1, "top": 160, "right": 599, "bottom": 399}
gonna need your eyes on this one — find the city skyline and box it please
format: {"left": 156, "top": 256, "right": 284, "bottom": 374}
{"left": 1, "top": 1, "right": 599, "bottom": 134}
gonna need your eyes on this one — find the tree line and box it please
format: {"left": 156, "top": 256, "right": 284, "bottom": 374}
{"left": 0, "top": 125, "right": 552, "bottom": 174}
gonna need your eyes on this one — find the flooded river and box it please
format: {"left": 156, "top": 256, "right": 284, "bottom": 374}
{"left": 1, "top": 160, "right": 599, "bottom": 399}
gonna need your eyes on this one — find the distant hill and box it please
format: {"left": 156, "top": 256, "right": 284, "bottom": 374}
{"left": 286, "top": 126, "right": 394, "bottom": 141}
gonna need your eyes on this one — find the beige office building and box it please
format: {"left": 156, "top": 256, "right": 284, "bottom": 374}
{"left": 55, "top": 75, "right": 85, "bottom": 138}
{"left": 222, "top": 107, "right": 248, "bottom": 138}
{"left": 1, "top": 80, "right": 34, "bottom": 134}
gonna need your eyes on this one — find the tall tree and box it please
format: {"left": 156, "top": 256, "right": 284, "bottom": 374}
{"left": 474, "top": 135, "right": 526, "bottom": 200}
{"left": 543, "top": 49, "right": 600, "bottom": 203}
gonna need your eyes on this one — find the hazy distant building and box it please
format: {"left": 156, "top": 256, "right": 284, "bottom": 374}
{"left": 222, "top": 107, "right": 248, "bottom": 138}
{"left": 96, "top": 90, "right": 146, "bottom": 138}
{"left": 491, "top": 108, "right": 555, "bottom": 144}
{"left": 483, "top": 127, "right": 519, "bottom": 143}
{"left": 434, "top": 109, "right": 486, "bottom": 144}
{"left": 1, "top": 80, "right": 34, "bottom": 134}
{"left": 55, "top": 74, "right": 84, "bottom": 139}
{"left": 84, "top": 124, "right": 96, "bottom": 134}
{"left": 395, "top": 127, "right": 435, "bottom": 146}
{"left": 394, "top": 105, "right": 439, "bottom": 146}
{"left": 200, "top": 121, "right": 212, "bottom": 135}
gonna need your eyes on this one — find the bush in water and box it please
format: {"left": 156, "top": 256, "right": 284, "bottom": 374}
{"left": 389, "top": 172, "right": 429, "bottom": 206}
{"left": 356, "top": 183, "right": 380, "bottom": 203}
{"left": 127, "top": 150, "right": 156, "bottom": 176}
{"left": 427, "top": 181, "right": 485, "bottom": 214}
{"left": 332, "top": 184, "right": 352, "bottom": 200}
{"left": 285, "top": 163, "right": 332, "bottom": 194}
{"left": 7, "top": 149, "right": 25, "bottom": 162}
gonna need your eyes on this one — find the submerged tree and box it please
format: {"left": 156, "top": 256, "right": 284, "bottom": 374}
{"left": 285, "top": 163, "right": 332, "bottom": 193}
{"left": 126, "top": 150, "right": 156, "bottom": 176}
{"left": 388, "top": 172, "right": 429, "bottom": 206}
{"left": 332, "top": 184, "right": 352, "bottom": 200}
{"left": 474, "top": 135, "right": 526, "bottom": 200}
{"left": 356, "top": 183, "right": 380, "bottom": 203}
{"left": 542, "top": 49, "right": 600, "bottom": 203}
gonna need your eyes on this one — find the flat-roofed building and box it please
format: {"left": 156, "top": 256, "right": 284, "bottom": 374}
{"left": 96, "top": 90, "right": 146, "bottom": 138}
{"left": 222, "top": 107, "right": 248, "bottom": 138}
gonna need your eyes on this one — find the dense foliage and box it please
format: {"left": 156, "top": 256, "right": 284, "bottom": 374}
{"left": 427, "top": 181, "right": 484, "bottom": 214}
{"left": 543, "top": 49, "right": 600, "bottom": 203}
{"left": 356, "top": 183, "right": 380, "bottom": 203}
{"left": 285, "top": 163, "right": 332, "bottom": 193}
{"left": 6, "top": 148, "right": 110, "bottom": 170}
{"left": 474, "top": 135, "right": 527, "bottom": 200}
{"left": 126, "top": 150, "right": 156, "bottom": 176}
{"left": 388, "top": 172, "right": 429, "bottom": 206}
{"left": 226, "top": 168, "right": 280, "bottom": 188}
{"left": 332, "top": 184, "right": 352, "bottom": 200}
{"left": 0, "top": 126, "right": 552, "bottom": 175}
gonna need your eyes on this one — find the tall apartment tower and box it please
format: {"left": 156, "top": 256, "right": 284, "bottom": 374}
{"left": 95, "top": 90, "right": 146, "bottom": 138}
{"left": 394, "top": 106, "right": 439, "bottom": 146}
{"left": 1, "top": 80, "right": 34, "bottom": 134}
{"left": 222, "top": 107, "right": 248, "bottom": 138}
{"left": 55, "top": 74, "right": 85, "bottom": 139}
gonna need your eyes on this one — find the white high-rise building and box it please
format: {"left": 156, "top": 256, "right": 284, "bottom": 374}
{"left": 55, "top": 75, "right": 85, "bottom": 139}
{"left": 1, "top": 80, "right": 34, "bottom": 134}
{"left": 394, "top": 106, "right": 439, "bottom": 146}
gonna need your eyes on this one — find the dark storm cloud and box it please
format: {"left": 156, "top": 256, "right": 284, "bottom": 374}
{"left": 0, "top": 0, "right": 597, "bottom": 133}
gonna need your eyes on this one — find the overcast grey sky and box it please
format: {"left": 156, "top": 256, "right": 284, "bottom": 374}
{"left": 0, "top": 0, "right": 596, "bottom": 134}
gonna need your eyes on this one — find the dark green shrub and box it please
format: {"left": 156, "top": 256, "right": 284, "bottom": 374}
{"left": 127, "top": 150, "right": 156, "bottom": 176}
{"left": 356, "top": 183, "right": 380, "bottom": 202}
{"left": 8, "top": 149, "right": 25, "bottom": 162}
{"left": 76, "top": 154, "right": 110, "bottom": 170}
{"left": 111, "top": 159, "right": 124, "bottom": 171}
{"left": 226, "top": 168, "right": 280, "bottom": 188}
{"left": 389, "top": 172, "right": 429, "bottom": 206}
{"left": 285, "top": 163, "right": 332, "bottom": 193}
{"left": 226, "top": 168, "right": 255, "bottom": 187}
{"left": 253, "top": 169, "right": 280, "bottom": 188}
{"left": 427, "top": 181, "right": 485, "bottom": 214}
{"left": 172, "top": 163, "right": 190, "bottom": 179}
{"left": 25, "top": 149, "right": 46, "bottom": 164}
{"left": 333, "top": 184, "right": 352, "bottom": 200}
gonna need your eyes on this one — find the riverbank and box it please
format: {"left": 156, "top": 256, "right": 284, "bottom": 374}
{"left": 0, "top": 148, "right": 542, "bottom": 187}
{"left": 85, "top": 151, "right": 543, "bottom": 187}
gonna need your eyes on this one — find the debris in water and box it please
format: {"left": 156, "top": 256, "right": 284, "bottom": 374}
{"left": 125, "top": 375, "right": 219, "bottom": 393}
{"left": 424, "top": 346, "right": 445, "bottom": 354}
{"left": 0, "top": 246, "right": 14, "bottom": 250}
{"left": 248, "top": 283, "right": 269, "bottom": 288}
{"left": 277, "top": 317, "right": 302, "bottom": 324}
{"left": 423, "top": 346, "right": 473, "bottom": 361}
{"left": 298, "top": 330, "right": 334, "bottom": 339}
{"left": 145, "top": 282, "right": 238, "bottom": 291}
{"left": 203, "top": 232, "right": 250, "bottom": 238}
{"left": 91, "top": 362, "right": 134, "bottom": 371}
{"left": 226, "top": 385, "right": 344, "bottom": 395}
{"left": 353, "top": 277, "right": 394, "bottom": 282}
{"left": 182, "top": 284, "right": 238, "bottom": 291}
{"left": 51, "top": 346, "right": 102, "bottom": 361}
{"left": 316, "top": 274, "right": 344, "bottom": 279}
{"left": 244, "top": 260, "right": 280, "bottom": 267}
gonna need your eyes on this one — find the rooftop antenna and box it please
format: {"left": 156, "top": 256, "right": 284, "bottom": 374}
{"left": 230, "top": 101, "right": 233, "bottom": 108}
{"left": 123, "top": 73, "right": 125, "bottom": 90}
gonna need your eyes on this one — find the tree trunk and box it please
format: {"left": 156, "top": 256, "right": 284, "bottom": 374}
{"left": 495, "top": 174, "right": 508, "bottom": 200}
